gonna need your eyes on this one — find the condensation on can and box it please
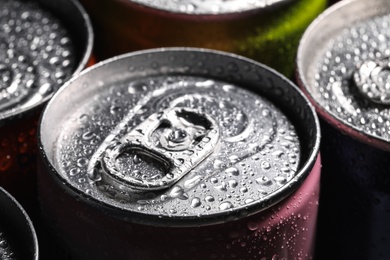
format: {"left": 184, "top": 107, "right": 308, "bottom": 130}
{"left": 296, "top": 0, "right": 390, "bottom": 259}
{"left": 0, "top": 0, "right": 93, "bottom": 217}
{"left": 38, "top": 48, "right": 321, "bottom": 260}
{"left": 0, "top": 187, "right": 39, "bottom": 260}
{"left": 78, "top": 0, "right": 326, "bottom": 77}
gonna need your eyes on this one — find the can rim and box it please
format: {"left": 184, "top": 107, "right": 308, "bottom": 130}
{"left": 0, "top": 187, "right": 39, "bottom": 260}
{"left": 116, "top": 0, "right": 295, "bottom": 20}
{"left": 296, "top": 0, "right": 390, "bottom": 151}
{"left": 0, "top": 0, "right": 94, "bottom": 123}
{"left": 39, "top": 47, "right": 321, "bottom": 226}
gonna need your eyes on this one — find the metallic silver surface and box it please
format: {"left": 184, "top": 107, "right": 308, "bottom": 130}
{"left": 128, "top": 0, "right": 293, "bottom": 14}
{"left": 40, "top": 48, "right": 320, "bottom": 226}
{"left": 297, "top": 0, "right": 390, "bottom": 149}
{"left": 0, "top": 0, "right": 93, "bottom": 122}
{"left": 0, "top": 0, "right": 76, "bottom": 117}
{"left": 353, "top": 58, "right": 390, "bottom": 105}
{"left": 90, "top": 107, "right": 220, "bottom": 191}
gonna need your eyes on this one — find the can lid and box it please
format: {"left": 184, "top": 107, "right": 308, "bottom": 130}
{"left": 297, "top": 0, "right": 390, "bottom": 150}
{"left": 40, "top": 48, "right": 320, "bottom": 226}
{"left": 128, "top": 0, "right": 293, "bottom": 15}
{"left": 0, "top": 0, "right": 93, "bottom": 121}
{"left": 0, "top": 187, "right": 38, "bottom": 260}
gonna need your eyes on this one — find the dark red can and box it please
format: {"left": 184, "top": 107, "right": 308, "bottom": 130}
{"left": 0, "top": 0, "right": 93, "bottom": 216}
{"left": 296, "top": 0, "right": 390, "bottom": 259}
{"left": 38, "top": 48, "right": 321, "bottom": 259}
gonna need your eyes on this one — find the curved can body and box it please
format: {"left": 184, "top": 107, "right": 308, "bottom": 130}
{"left": 296, "top": 0, "right": 390, "bottom": 259}
{"left": 78, "top": 0, "right": 326, "bottom": 77}
{"left": 0, "top": 0, "right": 94, "bottom": 217}
{"left": 38, "top": 48, "right": 321, "bottom": 259}
{"left": 0, "top": 187, "right": 38, "bottom": 260}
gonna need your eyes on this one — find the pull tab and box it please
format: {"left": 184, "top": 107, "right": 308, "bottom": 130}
{"left": 89, "top": 107, "right": 220, "bottom": 192}
{"left": 353, "top": 58, "right": 390, "bottom": 105}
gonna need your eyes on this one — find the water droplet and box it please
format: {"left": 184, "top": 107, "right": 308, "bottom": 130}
{"left": 219, "top": 201, "right": 233, "bottom": 210}
{"left": 205, "top": 195, "right": 215, "bottom": 202}
{"left": 272, "top": 150, "right": 284, "bottom": 158}
{"left": 133, "top": 154, "right": 141, "bottom": 164}
{"left": 214, "top": 182, "right": 227, "bottom": 192}
{"left": 240, "top": 187, "right": 248, "bottom": 193}
{"left": 247, "top": 222, "right": 258, "bottom": 231}
{"left": 228, "top": 155, "right": 239, "bottom": 163}
{"left": 213, "top": 159, "right": 223, "bottom": 169}
{"left": 256, "top": 176, "right": 273, "bottom": 186}
{"left": 128, "top": 81, "right": 147, "bottom": 94}
{"left": 78, "top": 114, "right": 89, "bottom": 124}
{"left": 210, "top": 178, "right": 218, "bottom": 184}
{"left": 169, "top": 186, "right": 188, "bottom": 200}
{"left": 0, "top": 240, "right": 8, "bottom": 248}
{"left": 225, "top": 167, "right": 239, "bottom": 176}
{"left": 77, "top": 157, "right": 88, "bottom": 167}
{"left": 184, "top": 175, "right": 202, "bottom": 188}
{"left": 274, "top": 176, "right": 287, "bottom": 185}
{"left": 261, "top": 161, "right": 271, "bottom": 170}
{"left": 245, "top": 198, "right": 255, "bottom": 204}
{"left": 174, "top": 158, "right": 185, "bottom": 165}
{"left": 228, "top": 180, "right": 238, "bottom": 188}
{"left": 191, "top": 197, "right": 201, "bottom": 208}
{"left": 69, "top": 167, "right": 80, "bottom": 176}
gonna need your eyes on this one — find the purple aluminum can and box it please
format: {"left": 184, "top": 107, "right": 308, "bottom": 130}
{"left": 296, "top": 0, "right": 390, "bottom": 259}
{"left": 0, "top": 0, "right": 93, "bottom": 217}
{"left": 38, "top": 48, "right": 321, "bottom": 260}
{"left": 0, "top": 187, "right": 38, "bottom": 260}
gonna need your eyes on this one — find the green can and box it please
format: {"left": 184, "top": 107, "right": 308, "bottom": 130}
{"left": 79, "top": 0, "right": 327, "bottom": 77}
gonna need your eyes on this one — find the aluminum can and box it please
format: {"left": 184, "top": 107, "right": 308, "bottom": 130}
{"left": 296, "top": 0, "right": 390, "bottom": 259}
{"left": 78, "top": 0, "right": 327, "bottom": 77}
{"left": 38, "top": 48, "right": 321, "bottom": 259}
{"left": 0, "top": 0, "right": 93, "bottom": 217}
{"left": 0, "top": 186, "right": 38, "bottom": 260}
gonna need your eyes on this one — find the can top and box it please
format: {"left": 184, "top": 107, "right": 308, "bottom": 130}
{"left": 40, "top": 48, "right": 320, "bottom": 226}
{"left": 297, "top": 0, "right": 390, "bottom": 150}
{"left": 0, "top": 187, "right": 38, "bottom": 260}
{"left": 0, "top": 0, "right": 93, "bottom": 121}
{"left": 128, "top": 0, "right": 293, "bottom": 15}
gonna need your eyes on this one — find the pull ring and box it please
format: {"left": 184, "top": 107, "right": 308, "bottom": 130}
{"left": 89, "top": 107, "right": 220, "bottom": 192}
{"left": 353, "top": 58, "right": 390, "bottom": 105}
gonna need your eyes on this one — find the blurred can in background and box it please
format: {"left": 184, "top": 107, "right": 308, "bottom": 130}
{"left": 0, "top": 186, "right": 38, "bottom": 260}
{"left": 78, "top": 0, "right": 326, "bottom": 77}
{"left": 296, "top": 0, "right": 390, "bottom": 259}
{"left": 38, "top": 48, "right": 321, "bottom": 259}
{"left": 0, "top": 0, "right": 93, "bottom": 216}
